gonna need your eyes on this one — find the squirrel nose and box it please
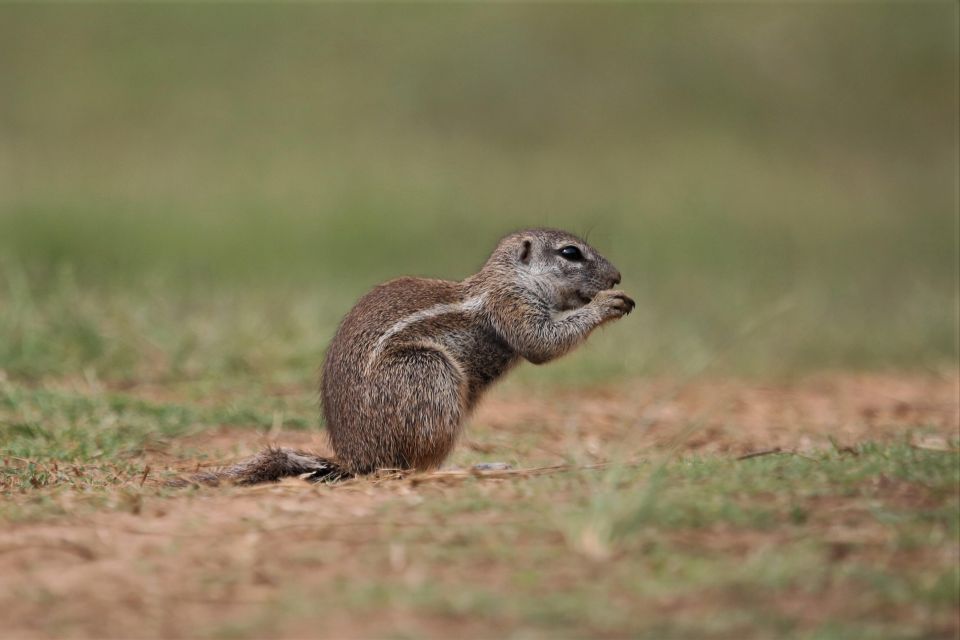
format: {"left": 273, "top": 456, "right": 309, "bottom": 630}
{"left": 611, "top": 271, "right": 621, "bottom": 287}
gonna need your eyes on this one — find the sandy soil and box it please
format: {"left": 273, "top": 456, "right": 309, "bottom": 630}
{"left": 1, "top": 373, "right": 957, "bottom": 638}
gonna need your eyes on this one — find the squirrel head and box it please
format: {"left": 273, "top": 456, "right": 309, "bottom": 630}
{"left": 484, "top": 228, "right": 623, "bottom": 312}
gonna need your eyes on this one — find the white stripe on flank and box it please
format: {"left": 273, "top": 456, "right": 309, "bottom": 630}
{"left": 367, "top": 294, "right": 487, "bottom": 367}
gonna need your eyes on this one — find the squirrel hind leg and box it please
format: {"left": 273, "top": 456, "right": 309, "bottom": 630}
{"left": 334, "top": 344, "right": 467, "bottom": 474}
{"left": 384, "top": 345, "right": 468, "bottom": 471}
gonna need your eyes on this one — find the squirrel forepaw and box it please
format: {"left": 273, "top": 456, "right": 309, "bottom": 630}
{"left": 594, "top": 289, "right": 635, "bottom": 320}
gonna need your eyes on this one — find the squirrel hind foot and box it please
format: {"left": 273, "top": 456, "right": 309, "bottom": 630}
{"left": 303, "top": 461, "right": 353, "bottom": 484}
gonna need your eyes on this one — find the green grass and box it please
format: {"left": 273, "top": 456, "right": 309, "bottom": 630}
{"left": 0, "top": 250, "right": 955, "bottom": 386}
{"left": 0, "top": 383, "right": 321, "bottom": 490}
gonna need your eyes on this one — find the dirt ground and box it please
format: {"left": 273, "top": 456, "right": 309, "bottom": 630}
{"left": 153, "top": 371, "right": 959, "bottom": 467}
{"left": 1, "top": 373, "right": 958, "bottom": 638}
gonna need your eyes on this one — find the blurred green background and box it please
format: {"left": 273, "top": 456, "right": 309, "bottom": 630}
{"left": 0, "top": 4, "right": 957, "bottom": 385}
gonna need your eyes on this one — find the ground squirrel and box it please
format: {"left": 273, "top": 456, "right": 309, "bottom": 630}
{"left": 193, "top": 228, "right": 633, "bottom": 485}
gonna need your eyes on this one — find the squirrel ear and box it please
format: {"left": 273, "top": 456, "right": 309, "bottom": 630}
{"left": 519, "top": 239, "right": 532, "bottom": 264}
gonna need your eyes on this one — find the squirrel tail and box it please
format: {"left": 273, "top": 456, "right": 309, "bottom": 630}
{"left": 173, "top": 447, "right": 352, "bottom": 487}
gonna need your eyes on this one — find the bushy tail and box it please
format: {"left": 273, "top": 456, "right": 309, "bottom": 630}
{"left": 173, "top": 447, "right": 351, "bottom": 487}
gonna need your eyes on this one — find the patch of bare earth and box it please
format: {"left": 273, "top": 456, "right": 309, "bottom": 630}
{"left": 469, "top": 372, "right": 959, "bottom": 462}
{"left": 1, "top": 373, "right": 957, "bottom": 638}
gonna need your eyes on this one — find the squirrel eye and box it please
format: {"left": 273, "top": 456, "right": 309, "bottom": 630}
{"left": 559, "top": 246, "right": 584, "bottom": 261}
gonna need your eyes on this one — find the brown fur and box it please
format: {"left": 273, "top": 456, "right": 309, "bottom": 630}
{"left": 188, "top": 228, "right": 633, "bottom": 485}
